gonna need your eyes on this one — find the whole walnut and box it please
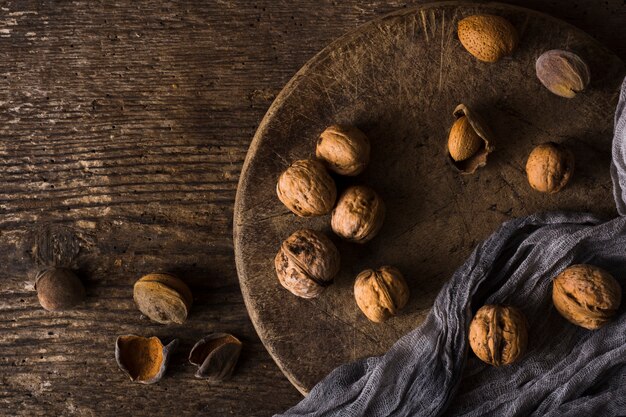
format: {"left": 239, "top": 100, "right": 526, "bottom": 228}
{"left": 552, "top": 264, "right": 621, "bottom": 330}
{"left": 276, "top": 159, "right": 337, "bottom": 217}
{"left": 354, "top": 266, "right": 409, "bottom": 323}
{"left": 35, "top": 268, "right": 86, "bottom": 311}
{"left": 469, "top": 304, "right": 528, "bottom": 366}
{"left": 316, "top": 125, "right": 370, "bottom": 176}
{"left": 525, "top": 142, "right": 574, "bottom": 193}
{"left": 331, "top": 186, "right": 385, "bottom": 243}
{"left": 274, "top": 229, "right": 340, "bottom": 298}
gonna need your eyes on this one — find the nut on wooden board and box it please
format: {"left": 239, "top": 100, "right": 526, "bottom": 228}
{"left": 316, "top": 125, "right": 370, "bottom": 176}
{"left": 133, "top": 273, "right": 193, "bottom": 325}
{"left": 331, "top": 185, "right": 385, "bottom": 243}
{"left": 536, "top": 50, "right": 590, "bottom": 98}
{"left": 354, "top": 266, "right": 409, "bottom": 323}
{"left": 115, "top": 335, "right": 178, "bottom": 384}
{"left": 457, "top": 14, "right": 518, "bottom": 63}
{"left": 447, "top": 104, "right": 495, "bottom": 174}
{"left": 276, "top": 159, "right": 337, "bottom": 217}
{"left": 189, "top": 333, "right": 243, "bottom": 382}
{"left": 469, "top": 305, "right": 528, "bottom": 366}
{"left": 525, "top": 142, "right": 574, "bottom": 193}
{"left": 275, "top": 229, "right": 340, "bottom": 298}
{"left": 35, "top": 267, "right": 86, "bottom": 311}
{"left": 552, "top": 264, "right": 622, "bottom": 330}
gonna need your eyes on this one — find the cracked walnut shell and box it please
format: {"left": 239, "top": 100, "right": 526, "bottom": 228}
{"left": 277, "top": 159, "right": 337, "bottom": 217}
{"left": 331, "top": 186, "right": 385, "bottom": 243}
{"left": 525, "top": 142, "right": 574, "bottom": 193}
{"left": 115, "top": 335, "right": 178, "bottom": 384}
{"left": 316, "top": 125, "right": 370, "bottom": 176}
{"left": 469, "top": 304, "right": 528, "bottom": 366}
{"left": 354, "top": 266, "right": 409, "bottom": 323}
{"left": 552, "top": 264, "right": 621, "bottom": 330}
{"left": 275, "top": 229, "right": 340, "bottom": 298}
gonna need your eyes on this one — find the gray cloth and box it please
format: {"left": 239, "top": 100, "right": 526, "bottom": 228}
{"left": 277, "top": 77, "right": 626, "bottom": 417}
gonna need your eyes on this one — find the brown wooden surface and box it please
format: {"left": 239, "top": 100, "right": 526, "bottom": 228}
{"left": 0, "top": 1, "right": 624, "bottom": 416}
{"left": 235, "top": 1, "right": 625, "bottom": 395}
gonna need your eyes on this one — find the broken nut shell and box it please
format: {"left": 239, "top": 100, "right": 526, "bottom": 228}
{"left": 525, "top": 142, "right": 574, "bottom": 193}
{"left": 447, "top": 104, "right": 495, "bottom": 174}
{"left": 35, "top": 268, "right": 86, "bottom": 311}
{"left": 133, "top": 273, "right": 193, "bottom": 325}
{"left": 276, "top": 159, "right": 337, "bottom": 217}
{"left": 457, "top": 14, "right": 518, "bottom": 63}
{"left": 536, "top": 50, "right": 590, "bottom": 98}
{"left": 331, "top": 185, "right": 385, "bottom": 243}
{"left": 275, "top": 229, "right": 340, "bottom": 298}
{"left": 552, "top": 264, "right": 621, "bottom": 330}
{"left": 354, "top": 266, "right": 409, "bottom": 323}
{"left": 469, "top": 304, "right": 528, "bottom": 366}
{"left": 189, "top": 333, "right": 243, "bottom": 382}
{"left": 115, "top": 335, "right": 178, "bottom": 384}
{"left": 316, "top": 125, "right": 370, "bottom": 176}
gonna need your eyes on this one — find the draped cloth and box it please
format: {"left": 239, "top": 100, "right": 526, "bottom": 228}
{"left": 277, "top": 78, "right": 626, "bottom": 417}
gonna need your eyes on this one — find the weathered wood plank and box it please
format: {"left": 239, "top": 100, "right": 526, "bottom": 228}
{"left": 0, "top": 1, "right": 624, "bottom": 416}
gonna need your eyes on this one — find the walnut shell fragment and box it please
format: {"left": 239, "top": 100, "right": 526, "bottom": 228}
{"left": 35, "top": 267, "right": 86, "bottom": 311}
{"left": 133, "top": 273, "right": 193, "bottom": 325}
{"left": 275, "top": 229, "right": 340, "bottom": 298}
{"left": 316, "top": 125, "right": 370, "bottom": 176}
{"left": 189, "top": 333, "right": 243, "bottom": 382}
{"left": 115, "top": 335, "right": 178, "bottom": 384}
{"left": 469, "top": 305, "right": 528, "bottom": 366}
{"left": 331, "top": 185, "right": 385, "bottom": 243}
{"left": 447, "top": 104, "right": 495, "bottom": 174}
{"left": 552, "top": 264, "right": 621, "bottom": 330}
{"left": 536, "top": 50, "right": 590, "bottom": 98}
{"left": 276, "top": 159, "right": 337, "bottom": 217}
{"left": 525, "top": 142, "right": 574, "bottom": 193}
{"left": 354, "top": 266, "right": 409, "bottom": 323}
{"left": 457, "top": 14, "right": 518, "bottom": 63}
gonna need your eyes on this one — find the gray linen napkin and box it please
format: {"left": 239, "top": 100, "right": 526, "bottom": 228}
{"left": 277, "top": 77, "right": 626, "bottom": 417}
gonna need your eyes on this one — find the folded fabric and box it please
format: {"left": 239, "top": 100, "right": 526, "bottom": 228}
{"left": 277, "top": 78, "right": 626, "bottom": 417}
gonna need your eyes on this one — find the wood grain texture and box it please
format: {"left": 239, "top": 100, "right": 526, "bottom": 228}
{"left": 235, "top": 1, "right": 625, "bottom": 396}
{"left": 0, "top": 1, "right": 624, "bottom": 416}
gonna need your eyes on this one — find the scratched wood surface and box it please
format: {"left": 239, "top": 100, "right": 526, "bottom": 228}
{"left": 0, "top": 1, "right": 624, "bottom": 416}
{"left": 235, "top": 1, "right": 625, "bottom": 396}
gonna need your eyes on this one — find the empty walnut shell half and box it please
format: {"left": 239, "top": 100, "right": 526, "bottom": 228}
{"left": 525, "top": 142, "right": 574, "bottom": 193}
{"left": 276, "top": 159, "right": 337, "bottom": 217}
{"left": 275, "top": 229, "right": 340, "bottom": 298}
{"left": 552, "top": 264, "right": 621, "bottom": 330}
{"left": 354, "top": 266, "right": 409, "bottom": 323}
{"left": 331, "top": 185, "right": 385, "bottom": 243}
{"left": 469, "top": 304, "right": 528, "bottom": 366}
{"left": 457, "top": 14, "right": 518, "bottom": 63}
{"left": 447, "top": 104, "right": 495, "bottom": 174}
{"left": 316, "top": 125, "right": 370, "bottom": 176}
{"left": 35, "top": 267, "right": 86, "bottom": 311}
{"left": 536, "top": 50, "right": 590, "bottom": 98}
{"left": 133, "top": 273, "right": 193, "bottom": 325}
{"left": 115, "top": 335, "right": 178, "bottom": 384}
{"left": 189, "top": 333, "right": 243, "bottom": 382}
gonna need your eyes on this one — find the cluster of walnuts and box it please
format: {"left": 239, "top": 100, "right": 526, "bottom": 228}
{"left": 274, "top": 125, "right": 409, "bottom": 323}
{"left": 469, "top": 264, "right": 621, "bottom": 367}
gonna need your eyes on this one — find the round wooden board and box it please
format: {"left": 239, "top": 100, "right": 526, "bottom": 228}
{"left": 234, "top": 1, "right": 625, "bottom": 394}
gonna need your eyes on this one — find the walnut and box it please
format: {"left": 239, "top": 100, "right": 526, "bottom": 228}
{"left": 35, "top": 268, "right": 85, "bottom": 311}
{"left": 469, "top": 305, "right": 528, "bottom": 366}
{"left": 331, "top": 185, "right": 385, "bottom": 243}
{"left": 316, "top": 125, "right": 370, "bottom": 176}
{"left": 525, "top": 142, "right": 574, "bottom": 193}
{"left": 276, "top": 159, "right": 337, "bottom": 217}
{"left": 354, "top": 266, "right": 409, "bottom": 323}
{"left": 552, "top": 264, "right": 621, "bottom": 330}
{"left": 274, "top": 229, "right": 340, "bottom": 298}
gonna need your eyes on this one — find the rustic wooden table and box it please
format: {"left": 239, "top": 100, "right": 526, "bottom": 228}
{"left": 0, "top": 1, "right": 624, "bottom": 416}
